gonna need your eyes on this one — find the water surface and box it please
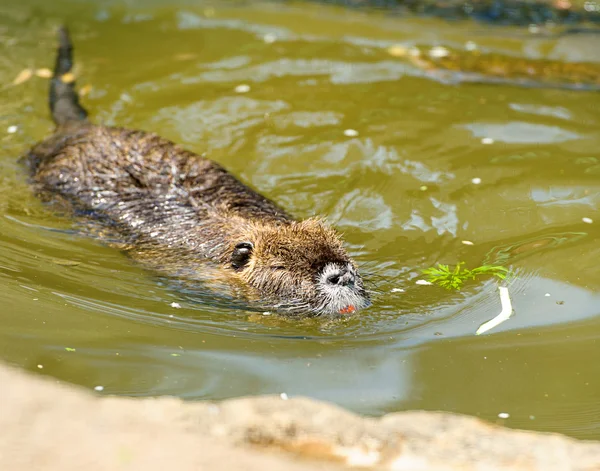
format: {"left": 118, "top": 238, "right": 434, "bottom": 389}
{"left": 0, "top": 0, "right": 599, "bottom": 440}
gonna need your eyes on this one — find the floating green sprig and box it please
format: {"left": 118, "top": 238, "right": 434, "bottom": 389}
{"left": 422, "top": 263, "right": 508, "bottom": 290}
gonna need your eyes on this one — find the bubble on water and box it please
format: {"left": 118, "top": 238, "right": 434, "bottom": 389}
{"left": 471, "top": 177, "right": 482, "bottom": 185}
{"left": 234, "top": 84, "right": 251, "bottom": 93}
{"left": 7, "top": 125, "right": 17, "bottom": 134}
{"left": 35, "top": 68, "right": 53, "bottom": 78}
{"left": 280, "top": 392, "right": 289, "bottom": 400}
{"left": 415, "top": 280, "right": 433, "bottom": 286}
{"left": 461, "top": 240, "right": 474, "bottom": 245}
{"left": 582, "top": 217, "right": 593, "bottom": 224}
{"left": 429, "top": 46, "right": 450, "bottom": 58}
{"left": 344, "top": 129, "right": 359, "bottom": 137}
{"left": 12, "top": 69, "right": 32, "bottom": 85}
{"left": 170, "top": 302, "right": 181, "bottom": 309}
{"left": 387, "top": 45, "right": 408, "bottom": 57}
{"left": 263, "top": 33, "right": 277, "bottom": 43}
{"left": 498, "top": 412, "right": 510, "bottom": 419}
{"left": 481, "top": 137, "right": 494, "bottom": 145}
{"left": 94, "top": 385, "right": 104, "bottom": 392}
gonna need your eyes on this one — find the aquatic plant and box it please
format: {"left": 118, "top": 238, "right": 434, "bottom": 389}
{"left": 422, "top": 263, "right": 508, "bottom": 290}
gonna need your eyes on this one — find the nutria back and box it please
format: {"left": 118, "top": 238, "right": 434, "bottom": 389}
{"left": 26, "top": 27, "right": 370, "bottom": 317}
{"left": 29, "top": 123, "right": 290, "bottom": 250}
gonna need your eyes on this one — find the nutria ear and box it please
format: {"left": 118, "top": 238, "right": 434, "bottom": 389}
{"left": 231, "top": 242, "right": 253, "bottom": 269}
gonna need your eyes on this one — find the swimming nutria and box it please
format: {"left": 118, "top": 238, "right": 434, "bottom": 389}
{"left": 26, "top": 27, "right": 370, "bottom": 317}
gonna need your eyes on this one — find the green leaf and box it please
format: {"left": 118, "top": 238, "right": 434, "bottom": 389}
{"left": 422, "top": 262, "right": 510, "bottom": 291}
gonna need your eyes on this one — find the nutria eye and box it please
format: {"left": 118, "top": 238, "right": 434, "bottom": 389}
{"left": 231, "top": 242, "right": 253, "bottom": 269}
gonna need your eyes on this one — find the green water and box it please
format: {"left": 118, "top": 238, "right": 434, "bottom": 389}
{"left": 1, "top": 0, "right": 599, "bottom": 439}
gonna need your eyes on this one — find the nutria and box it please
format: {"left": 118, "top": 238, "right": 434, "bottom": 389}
{"left": 25, "top": 27, "right": 370, "bottom": 317}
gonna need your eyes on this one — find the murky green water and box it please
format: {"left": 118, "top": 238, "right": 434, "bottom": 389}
{"left": 1, "top": 0, "right": 599, "bottom": 440}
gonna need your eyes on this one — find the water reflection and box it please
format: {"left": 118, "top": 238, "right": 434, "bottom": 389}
{"left": 404, "top": 318, "right": 600, "bottom": 437}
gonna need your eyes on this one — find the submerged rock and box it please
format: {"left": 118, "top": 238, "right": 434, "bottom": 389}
{"left": 293, "top": 0, "right": 600, "bottom": 26}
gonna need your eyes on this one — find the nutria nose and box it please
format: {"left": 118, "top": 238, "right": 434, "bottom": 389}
{"left": 326, "top": 268, "right": 355, "bottom": 287}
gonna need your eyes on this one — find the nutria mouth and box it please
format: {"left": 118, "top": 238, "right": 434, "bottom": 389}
{"left": 25, "top": 26, "right": 371, "bottom": 317}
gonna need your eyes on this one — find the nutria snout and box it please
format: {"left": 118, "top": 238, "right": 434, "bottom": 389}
{"left": 25, "top": 26, "right": 371, "bottom": 317}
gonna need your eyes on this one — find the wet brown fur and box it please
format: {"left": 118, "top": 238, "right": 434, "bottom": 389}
{"left": 26, "top": 27, "right": 368, "bottom": 315}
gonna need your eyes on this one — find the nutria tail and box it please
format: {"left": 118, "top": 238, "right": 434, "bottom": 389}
{"left": 49, "top": 26, "right": 88, "bottom": 126}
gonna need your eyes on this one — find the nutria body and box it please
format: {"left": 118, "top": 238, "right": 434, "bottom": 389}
{"left": 26, "top": 27, "right": 370, "bottom": 316}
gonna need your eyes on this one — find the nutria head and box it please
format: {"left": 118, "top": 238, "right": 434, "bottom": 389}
{"left": 226, "top": 218, "right": 370, "bottom": 316}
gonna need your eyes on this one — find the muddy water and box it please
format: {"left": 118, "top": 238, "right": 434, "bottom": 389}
{"left": 1, "top": 0, "right": 599, "bottom": 439}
